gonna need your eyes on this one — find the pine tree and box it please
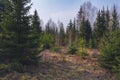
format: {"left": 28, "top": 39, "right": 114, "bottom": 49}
{"left": 0, "top": 0, "right": 39, "bottom": 67}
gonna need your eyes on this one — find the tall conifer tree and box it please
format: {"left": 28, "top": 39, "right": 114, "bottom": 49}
{"left": 111, "top": 5, "right": 119, "bottom": 31}
{"left": 0, "top": 0, "right": 39, "bottom": 66}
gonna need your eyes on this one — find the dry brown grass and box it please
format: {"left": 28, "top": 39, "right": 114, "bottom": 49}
{"left": 0, "top": 49, "right": 116, "bottom": 80}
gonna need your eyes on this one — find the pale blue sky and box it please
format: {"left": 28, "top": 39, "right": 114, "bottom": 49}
{"left": 30, "top": 0, "right": 120, "bottom": 26}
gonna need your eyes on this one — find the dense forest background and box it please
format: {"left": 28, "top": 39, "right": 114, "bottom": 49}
{"left": 0, "top": 0, "right": 120, "bottom": 80}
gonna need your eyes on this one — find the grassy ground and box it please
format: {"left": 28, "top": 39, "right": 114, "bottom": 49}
{"left": 0, "top": 49, "right": 116, "bottom": 80}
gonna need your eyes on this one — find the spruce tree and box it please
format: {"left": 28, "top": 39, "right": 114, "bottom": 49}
{"left": 99, "top": 29, "right": 120, "bottom": 71}
{"left": 31, "top": 10, "right": 42, "bottom": 33}
{"left": 106, "top": 7, "right": 110, "bottom": 31}
{"left": 85, "top": 19, "right": 92, "bottom": 46}
{"left": 111, "top": 5, "right": 119, "bottom": 31}
{"left": 80, "top": 16, "right": 86, "bottom": 39}
{"left": 0, "top": 0, "right": 39, "bottom": 67}
{"left": 30, "top": 9, "right": 42, "bottom": 55}
{"left": 66, "top": 20, "right": 73, "bottom": 46}
{"left": 59, "top": 22, "right": 65, "bottom": 46}
{"left": 80, "top": 17, "right": 92, "bottom": 47}
{"left": 101, "top": 8, "right": 107, "bottom": 34}
{"left": 77, "top": 6, "right": 84, "bottom": 26}
{"left": 93, "top": 8, "right": 107, "bottom": 47}
{"left": 72, "top": 19, "right": 77, "bottom": 44}
{"left": 73, "top": 19, "right": 79, "bottom": 44}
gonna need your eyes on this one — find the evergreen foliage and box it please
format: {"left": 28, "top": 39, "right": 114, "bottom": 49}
{"left": 0, "top": 0, "right": 120, "bottom": 76}
{"left": 111, "top": 5, "right": 119, "bottom": 31}
{"left": 0, "top": 0, "right": 40, "bottom": 70}
{"left": 40, "top": 33, "right": 55, "bottom": 49}
{"left": 80, "top": 17, "right": 92, "bottom": 47}
{"left": 59, "top": 22, "right": 65, "bottom": 46}
{"left": 93, "top": 8, "right": 109, "bottom": 47}
{"left": 68, "top": 44, "right": 78, "bottom": 55}
{"left": 99, "top": 29, "right": 120, "bottom": 72}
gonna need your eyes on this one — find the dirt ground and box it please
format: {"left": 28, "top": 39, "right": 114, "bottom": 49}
{"left": 0, "top": 49, "right": 116, "bottom": 80}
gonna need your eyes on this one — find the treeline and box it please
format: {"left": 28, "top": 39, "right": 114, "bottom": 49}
{"left": 38, "top": 2, "right": 119, "bottom": 49}
{"left": 0, "top": 0, "right": 120, "bottom": 73}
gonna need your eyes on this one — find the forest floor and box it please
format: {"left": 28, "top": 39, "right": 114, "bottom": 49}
{"left": 0, "top": 48, "right": 116, "bottom": 80}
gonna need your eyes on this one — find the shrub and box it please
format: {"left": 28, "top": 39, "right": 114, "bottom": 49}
{"left": 68, "top": 45, "right": 78, "bottom": 54}
{"left": 8, "top": 63, "right": 24, "bottom": 72}
{"left": 0, "top": 63, "right": 23, "bottom": 75}
{"left": 40, "top": 33, "right": 55, "bottom": 49}
{"left": 115, "top": 72, "right": 120, "bottom": 80}
{"left": 0, "top": 64, "right": 9, "bottom": 76}
{"left": 0, "top": 64, "right": 8, "bottom": 70}
{"left": 77, "top": 48, "right": 88, "bottom": 59}
{"left": 52, "top": 47, "right": 61, "bottom": 53}
{"left": 43, "top": 43, "right": 51, "bottom": 49}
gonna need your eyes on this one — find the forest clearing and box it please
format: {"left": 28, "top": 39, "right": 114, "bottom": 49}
{"left": 0, "top": 48, "right": 117, "bottom": 80}
{"left": 0, "top": 0, "right": 120, "bottom": 80}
